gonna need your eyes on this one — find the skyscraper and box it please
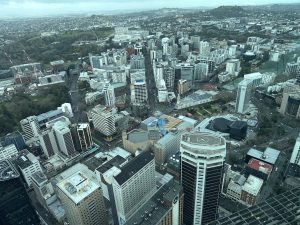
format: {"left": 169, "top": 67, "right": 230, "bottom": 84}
{"left": 20, "top": 116, "right": 40, "bottom": 142}
{"left": 290, "top": 133, "right": 300, "bottom": 165}
{"left": 111, "top": 151, "right": 156, "bottom": 224}
{"left": 103, "top": 82, "right": 116, "bottom": 107}
{"left": 56, "top": 171, "right": 108, "bottom": 225}
{"left": 38, "top": 129, "right": 58, "bottom": 158}
{"left": 91, "top": 105, "right": 116, "bottom": 139}
{"left": 0, "top": 159, "right": 40, "bottom": 225}
{"left": 235, "top": 79, "right": 253, "bottom": 114}
{"left": 53, "top": 122, "right": 76, "bottom": 156}
{"left": 77, "top": 123, "right": 93, "bottom": 151}
{"left": 180, "top": 132, "right": 226, "bottom": 225}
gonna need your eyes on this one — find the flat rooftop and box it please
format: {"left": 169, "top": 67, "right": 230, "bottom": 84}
{"left": 248, "top": 159, "right": 272, "bottom": 174}
{"left": 96, "top": 155, "right": 126, "bottom": 174}
{"left": 242, "top": 175, "right": 264, "bottom": 196}
{"left": 181, "top": 132, "right": 226, "bottom": 147}
{"left": 124, "top": 179, "right": 182, "bottom": 225}
{"left": 114, "top": 151, "right": 154, "bottom": 185}
{"left": 247, "top": 147, "right": 280, "bottom": 165}
{"left": 127, "top": 130, "right": 149, "bottom": 143}
{"left": 57, "top": 171, "right": 99, "bottom": 204}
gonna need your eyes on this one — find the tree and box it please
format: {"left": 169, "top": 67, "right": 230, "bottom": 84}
{"left": 228, "top": 153, "right": 239, "bottom": 165}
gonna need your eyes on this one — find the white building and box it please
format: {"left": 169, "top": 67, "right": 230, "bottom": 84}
{"left": 111, "top": 151, "right": 156, "bottom": 225}
{"left": 16, "top": 150, "right": 43, "bottom": 187}
{"left": 226, "top": 59, "right": 240, "bottom": 76}
{"left": 228, "top": 45, "right": 237, "bottom": 58}
{"left": 53, "top": 122, "right": 76, "bottom": 156}
{"left": 290, "top": 133, "right": 300, "bottom": 166}
{"left": 0, "top": 144, "right": 18, "bottom": 159}
{"left": 131, "top": 80, "right": 148, "bottom": 105}
{"left": 20, "top": 116, "right": 41, "bottom": 142}
{"left": 235, "top": 79, "right": 253, "bottom": 114}
{"left": 199, "top": 41, "right": 210, "bottom": 56}
{"left": 91, "top": 105, "right": 116, "bottom": 137}
{"left": 181, "top": 132, "right": 226, "bottom": 225}
{"left": 162, "top": 37, "right": 170, "bottom": 55}
{"left": 244, "top": 72, "right": 263, "bottom": 87}
{"left": 38, "top": 129, "right": 59, "bottom": 158}
{"left": 103, "top": 82, "right": 115, "bottom": 107}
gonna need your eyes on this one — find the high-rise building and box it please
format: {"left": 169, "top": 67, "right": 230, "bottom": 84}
{"left": 130, "top": 54, "right": 145, "bottom": 70}
{"left": 235, "top": 79, "right": 253, "bottom": 114}
{"left": 20, "top": 116, "right": 41, "bottom": 142}
{"left": 77, "top": 123, "right": 93, "bottom": 151}
{"left": 164, "top": 66, "right": 175, "bottom": 91}
{"left": 162, "top": 37, "right": 170, "bottom": 55}
{"left": 111, "top": 151, "right": 156, "bottom": 224}
{"left": 199, "top": 41, "right": 210, "bottom": 56}
{"left": 56, "top": 171, "right": 108, "bottom": 225}
{"left": 124, "top": 175, "right": 184, "bottom": 225}
{"left": 0, "top": 144, "right": 18, "bottom": 160}
{"left": 180, "top": 65, "right": 194, "bottom": 88}
{"left": 38, "top": 129, "right": 58, "bottom": 158}
{"left": 191, "top": 35, "right": 201, "bottom": 51}
{"left": 0, "top": 159, "right": 40, "bottom": 225}
{"left": 180, "top": 132, "right": 226, "bottom": 225}
{"left": 53, "top": 122, "right": 76, "bottom": 156}
{"left": 131, "top": 80, "right": 148, "bottom": 105}
{"left": 279, "top": 91, "right": 300, "bottom": 119}
{"left": 194, "top": 63, "right": 209, "bottom": 82}
{"left": 103, "top": 82, "right": 115, "bottom": 107}
{"left": 290, "top": 133, "right": 300, "bottom": 166}
{"left": 15, "top": 150, "right": 43, "bottom": 187}
{"left": 226, "top": 59, "right": 240, "bottom": 76}
{"left": 91, "top": 105, "right": 116, "bottom": 138}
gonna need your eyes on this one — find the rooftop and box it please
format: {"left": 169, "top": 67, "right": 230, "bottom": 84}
{"left": 16, "top": 150, "right": 38, "bottom": 169}
{"left": 31, "top": 171, "right": 48, "bottom": 186}
{"left": 127, "top": 130, "right": 149, "bottom": 143}
{"left": 124, "top": 178, "right": 182, "bottom": 225}
{"left": 242, "top": 175, "right": 264, "bottom": 196}
{"left": 247, "top": 147, "right": 280, "bottom": 165}
{"left": 181, "top": 132, "right": 226, "bottom": 147}
{"left": 96, "top": 155, "right": 126, "bottom": 174}
{"left": 57, "top": 171, "right": 99, "bottom": 204}
{"left": 248, "top": 159, "right": 273, "bottom": 174}
{"left": 114, "top": 151, "right": 154, "bottom": 185}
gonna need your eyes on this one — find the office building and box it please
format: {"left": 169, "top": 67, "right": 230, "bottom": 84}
{"left": 0, "top": 159, "right": 40, "bottom": 225}
{"left": 191, "top": 35, "right": 201, "bottom": 50}
{"left": 162, "top": 37, "right": 170, "bottom": 55}
{"left": 199, "top": 41, "right": 210, "bottom": 56}
{"left": 180, "top": 65, "right": 194, "bottom": 87}
{"left": 91, "top": 105, "right": 116, "bottom": 138}
{"left": 0, "top": 131, "right": 26, "bottom": 151}
{"left": 77, "top": 123, "right": 93, "bottom": 151}
{"left": 286, "top": 62, "right": 300, "bottom": 76}
{"left": 124, "top": 175, "right": 184, "bottom": 225}
{"left": 226, "top": 174, "right": 246, "bottom": 202}
{"left": 235, "top": 79, "right": 253, "bottom": 114}
{"left": 53, "top": 122, "right": 76, "bottom": 156}
{"left": 177, "top": 79, "right": 190, "bottom": 95}
{"left": 89, "top": 54, "right": 108, "bottom": 69}
{"left": 10, "top": 62, "right": 43, "bottom": 84}
{"left": 31, "top": 171, "right": 57, "bottom": 208}
{"left": 38, "top": 129, "right": 58, "bottom": 158}
{"left": 240, "top": 175, "right": 264, "bottom": 206}
{"left": 180, "top": 132, "right": 226, "bottom": 225}
{"left": 20, "top": 116, "right": 41, "bottom": 142}
{"left": 122, "top": 129, "right": 152, "bottom": 154}
{"left": 130, "top": 54, "right": 145, "bottom": 70}
{"left": 244, "top": 72, "right": 263, "bottom": 88}
{"left": 228, "top": 45, "right": 237, "bottom": 58}
{"left": 208, "top": 188, "right": 300, "bottom": 225}
{"left": 15, "top": 150, "right": 43, "bottom": 187}
{"left": 226, "top": 59, "right": 240, "bottom": 76}
{"left": 164, "top": 66, "right": 175, "bottom": 91}
{"left": 56, "top": 171, "right": 108, "bottom": 225}
{"left": 0, "top": 144, "right": 18, "bottom": 160}
{"left": 279, "top": 91, "right": 300, "bottom": 119}
{"left": 103, "top": 82, "right": 115, "bottom": 107}
{"left": 290, "top": 133, "right": 300, "bottom": 165}
{"left": 131, "top": 80, "right": 148, "bottom": 105}
{"left": 112, "top": 151, "right": 156, "bottom": 224}
{"left": 245, "top": 147, "right": 280, "bottom": 166}
{"left": 194, "top": 63, "right": 209, "bottom": 82}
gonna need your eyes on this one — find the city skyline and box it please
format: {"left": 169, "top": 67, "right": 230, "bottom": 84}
{"left": 0, "top": 0, "right": 300, "bottom": 18}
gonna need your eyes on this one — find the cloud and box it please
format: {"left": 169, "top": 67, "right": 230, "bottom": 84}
{"left": 0, "top": 0, "right": 299, "bottom": 18}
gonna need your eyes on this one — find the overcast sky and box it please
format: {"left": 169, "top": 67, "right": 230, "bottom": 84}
{"left": 0, "top": 0, "right": 299, "bottom": 18}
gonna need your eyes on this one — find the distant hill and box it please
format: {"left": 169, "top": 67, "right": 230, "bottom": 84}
{"left": 209, "top": 6, "right": 246, "bottom": 18}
